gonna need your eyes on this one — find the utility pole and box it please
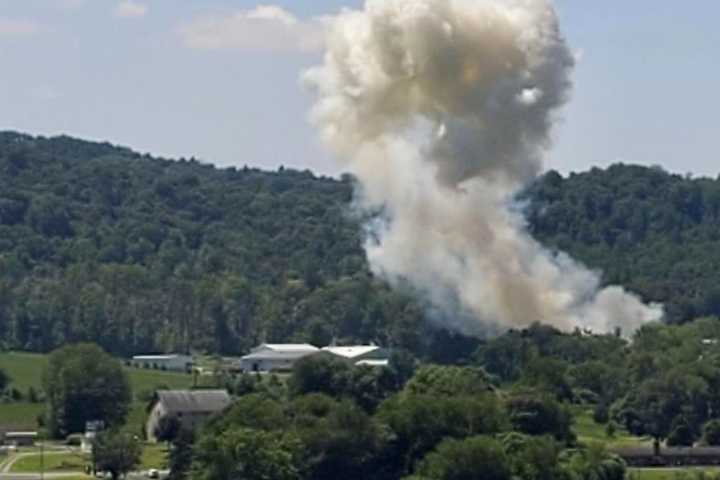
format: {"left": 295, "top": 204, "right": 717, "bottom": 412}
{"left": 40, "top": 433, "right": 44, "bottom": 480}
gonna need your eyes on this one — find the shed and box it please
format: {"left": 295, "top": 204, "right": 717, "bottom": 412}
{"left": 145, "top": 390, "right": 231, "bottom": 442}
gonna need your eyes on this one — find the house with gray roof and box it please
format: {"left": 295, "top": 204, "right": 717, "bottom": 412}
{"left": 145, "top": 390, "right": 231, "bottom": 442}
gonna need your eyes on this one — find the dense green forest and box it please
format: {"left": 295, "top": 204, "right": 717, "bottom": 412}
{"left": 2, "top": 131, "right": 720, "bottom": 358}
{"left": 526, "top": 165, "right": 720, "bottom": 323}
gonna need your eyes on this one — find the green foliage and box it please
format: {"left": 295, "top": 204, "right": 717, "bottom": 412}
{"left": 92, "top": 430, "right": 142, "bottom": 480}
{"left": 564, "top": 443, "right": 626, "bottom": 480}
{"left": 0, "top": 367, "right": 8, "bottom": 391}
{"left": 377, "top": 394, "right": 509, "bottom": 474}
{"left": 414, "top": 436, "right": 512, "bottom": 480}
{"left": 0, "top": 132, "right": 442, "bottom": 359}
{"left": 168, "top": 427, "right": 195, "bottom": 480}
{"left": 290, "top": 354, "right": 399, "bottom": 411}
{"left": 704, "top": 419, "right": 720, "bottom": 446}
{"left": 191, "top": 427, "right": 304, "bottom": 480}
{"left": 403, "top": 365, "right": 492, "bottom": 397}
{"left": 526, "top": 165, "right": 720, "bottom": 324}
{"left": 44, "top": 343, "right": 131, "bottom": 438}
{"left": 507, "top": 392, "right": 575, "bottom": 444}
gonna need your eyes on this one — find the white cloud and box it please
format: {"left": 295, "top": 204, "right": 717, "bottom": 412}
{"left": 114, "top": 1, "right": 148, "bottom": 19}
{"left": 0, "top": 18, "right": 40, "bottom": 37}
{"left": 180, "top": 5, "right": 323, "bottom": 53}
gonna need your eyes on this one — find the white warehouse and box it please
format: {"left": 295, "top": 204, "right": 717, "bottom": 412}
{"left": 239, "top": 344, "right": 319, "bottom": 373}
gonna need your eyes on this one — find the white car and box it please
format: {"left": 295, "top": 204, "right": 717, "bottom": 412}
{"left": 147, "top": 469, "right": 160, "bottom": 479}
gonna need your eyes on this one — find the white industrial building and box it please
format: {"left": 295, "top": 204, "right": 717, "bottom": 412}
{"left": 321, "top": 345, "right": 390, "bottom": 367}
{"left": 131, "top": 354, "right": 193, "bottom": 373}
{"left": 239, "top": 344, "right": 319, "bottom": 372}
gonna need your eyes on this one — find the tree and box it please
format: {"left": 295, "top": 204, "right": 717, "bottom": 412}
{"left": 704, "top": 419, "right": 720, "bottom": 446}
{"left": 290, "top": 354, "right": 351, "bottom": 398}
{"left": 92, "top": 431, "right": 142, "bottom": 480}
{"left": 415, "top": 436, "right": 511, "bottom": 480}
{"left": 403, "top": 365, "right": 492, "bottom": 397}
{"left": 154, "top": 415, "right": 181, "bottom": 444}
{"left": 192, "top": 427, "right": 304, "bottom": 480}
{"left": 506, "top": 392, "right": 574, "bottom": 444}
{"left": 377, "top": 394, "right": 508, "bottom": 475}
{"left": 43, "top": 343, "right": 131, "bottom": 438}
{"left": 0, "top": 368, "right": 8, "bottom": 392}
{"left": 667, "top": 416, "right": 698, "bottom": 447}
{"left": 295, "top": 398, "right": 389, "bottom": 480}
{"left": 168, "top": 427, "right": 195, "bottom": 480}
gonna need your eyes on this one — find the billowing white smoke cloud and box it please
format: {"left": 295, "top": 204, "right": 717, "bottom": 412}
{"left": 305, "top": 0, "right": 663, "bottom": 336}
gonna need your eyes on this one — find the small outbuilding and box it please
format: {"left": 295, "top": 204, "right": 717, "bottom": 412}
{"left": 239, "top": 344, "right": 319, "bottom": 373}
{"left": 3, "top": 431, "right": 37, "bottom": 447}
{"left": 145, "top": 390, "right": 231, "bottom": 442}
{"left": 131, "top": 354, "right": 193, "bottom": 373}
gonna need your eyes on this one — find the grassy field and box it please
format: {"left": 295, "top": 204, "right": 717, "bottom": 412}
{"left": 10, "top": 452, "right": 89, "bottom": 473}
{"left": 140, "top": 443, "right": 168, "bottom": 469}
{"left": 0, "top": 402, "right": 44, "bottom": 429}
{"left": 571, "top": 406, "right": 652, "bottom": 448}
{"left": 628, "top": 467, "right": 720, "bottom": 480}
{"left": 0, "top": 350, "right": 196, "bottom": 462}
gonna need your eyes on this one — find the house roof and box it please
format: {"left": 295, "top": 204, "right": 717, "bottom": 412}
{"left": 356, "top": 359, "right": 389, "bottom": 367}
{"left": 133, "top": 354, "right": 191, "bottom": 361}
{"left": 156, "top": 390, "right": 231, "bottom": 414}
{"left": 321, "top": 346, "right": 381, "bottom": 358}
{"left": 253, "top": 344, "right": 319, "bottom": 353}
{"left": 241, "top": 350, "right": 316, "bottom": 361}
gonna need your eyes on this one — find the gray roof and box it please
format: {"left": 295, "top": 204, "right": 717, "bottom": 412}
{"left": 156, "top": 390, "right": 231, "bottom": 414}
{"left": 241, "top": 350, "right": 316, "bottom": 361}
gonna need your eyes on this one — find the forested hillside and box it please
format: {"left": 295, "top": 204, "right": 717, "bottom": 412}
{"left": 1, "top": 131, "right": 720, "bottom": 358}
{"left": 526, "top": 165, "right": 720, "bottom": 324}
{"left": 0, "top": 132, "right": 434, "bottom": 357}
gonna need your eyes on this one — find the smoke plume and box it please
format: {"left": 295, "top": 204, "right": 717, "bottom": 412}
{"left": 305, "top": 0, "right": 662, "bottom": 335}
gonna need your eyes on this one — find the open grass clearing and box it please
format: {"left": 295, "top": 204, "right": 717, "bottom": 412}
{"left": 10, "top": 452, "right": 89, "bottom": 473}
{"left": 571, "top": 405, "right": 652, "bottom": 448}
{"left": 628, "top": 467, "right": 720, "bottom": 480}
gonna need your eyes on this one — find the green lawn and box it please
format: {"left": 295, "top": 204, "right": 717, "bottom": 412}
{"left": 140, "top": 443, "right": 168, "bottom": 469}
{"left": 0, "top": 351, "right": 48, "bottom": 391}
{"left": 0, "top": 402, "right": 44, "bottom": 428}
{"left": 0, "top": 351, "right": 195, "bottom": 435}
{"left": 571, "top": 406, "right": 652, "bottom": 448}
{"left": 10, "top": 452, "right": 89, "bottom": 473}
{"left": 628, "top": 467, "right": 720, "bottom": 480}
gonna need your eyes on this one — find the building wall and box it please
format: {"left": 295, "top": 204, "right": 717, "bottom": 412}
{"left": 132, "top": 356, "right": 192, "bottom": 372}
{"left": 239, "top": 357, "right": 300, "bottom": 373}
{"left": 145, "top": 402, "right": 215, "bottom": 443}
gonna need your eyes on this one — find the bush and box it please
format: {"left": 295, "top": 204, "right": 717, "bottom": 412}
{"left": 593, "top": 403, "right": 609, "bottom": 425}
{"left": 704, "top": 420, "right": 720, "bottom": 446}
{"left": 667, "top": 417, "right": 697, "bottom": 447}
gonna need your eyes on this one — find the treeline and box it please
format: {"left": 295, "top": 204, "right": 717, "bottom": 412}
{"left": 3, "top": 132, "right": 720, "bottom": 358}
{"left": 0, "top": 132, "right": 444, "bottom": 358}
{"left": 180, "top": 354, "right": 624, "bottom": 480}
{"left": 478, "top": 318, "right": 720, "bottom": 450}
{"left": 526, "top": 164, "right": 720, "bottom": 323}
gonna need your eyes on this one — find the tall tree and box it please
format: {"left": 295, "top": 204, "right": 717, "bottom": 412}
{"left": 43, "top": 343, "right": 131, "bottom": 438}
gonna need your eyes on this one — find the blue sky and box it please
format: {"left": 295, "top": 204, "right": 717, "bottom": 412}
{"left": 0, "top": 0, "right": 718, "bottom": 177}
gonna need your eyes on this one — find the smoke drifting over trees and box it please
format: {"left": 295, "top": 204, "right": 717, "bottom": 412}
{"left": 306, "top": 0, "right": 662, "bottom": 335}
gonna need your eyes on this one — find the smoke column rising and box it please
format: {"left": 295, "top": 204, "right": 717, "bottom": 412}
{"left": 305, "top": 0, "right": 663, "bottom": 335}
